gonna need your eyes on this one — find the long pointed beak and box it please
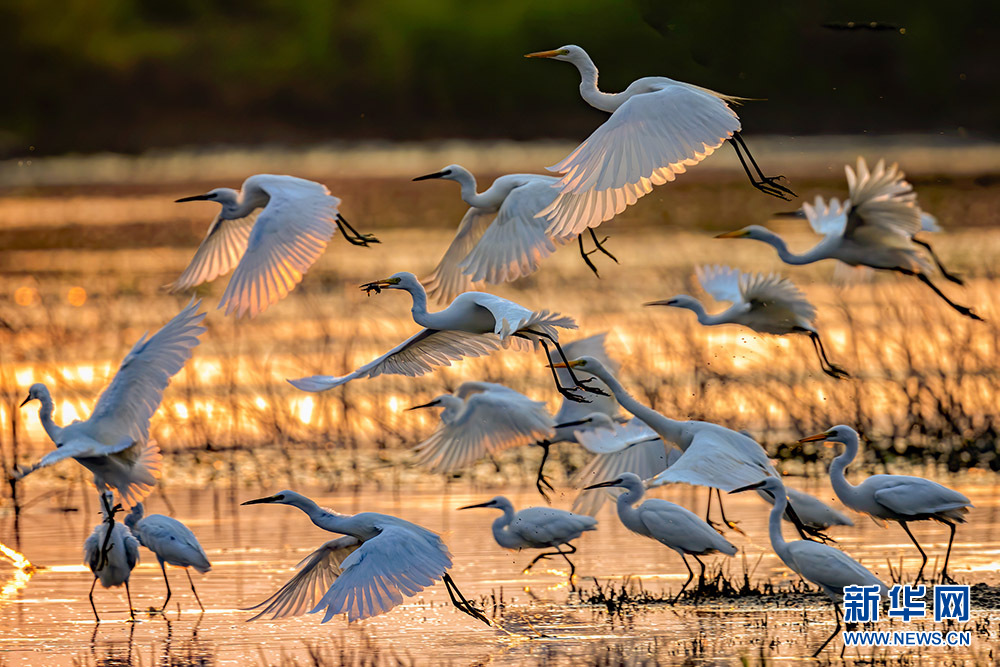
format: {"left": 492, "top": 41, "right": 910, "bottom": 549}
{"left": 715, "top": 230, "right": 748, "bottom": 239}
{"left": 583, "top": 479, "right": 619, "bottom": 491}
{"left": 174, "top": 194, "right": 214, "bottom": 203}
{"left": 548, "top": 359, "right": 583, "bottom": 370}
{"left": 359, "top": 278, "right": 399, "bottom": 294}
{"left": 643, "top": 300, "right": 674, "bottom": 307}
{"left": 729, "top": 480, "right": 768, "bottom": 494}
{"left": 524, "top": 49, "right": 565, "bottom": 59}
{"left": 241, "top": 495, "right": 280, "bottom": 506}
{"left": 412, "top": 171, "right": 447, "bottom": 182}
{"left": 458, "top": 501, "right": 495, "bottom": 510}
{"left": 797, "top": 431, "right": 833, "bottom": 443}
{"left": 773, "top": 210, "right": 805, "bottom": 218}
{"left": 407, "top": 400, "right": 440, "bottom": 411}
{"left": 19, "top": 395, "right": 31, "bottom": 407}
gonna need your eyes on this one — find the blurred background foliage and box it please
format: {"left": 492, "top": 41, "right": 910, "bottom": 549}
{"left": 1, "top": 0, "right": 996, "bottom": 157}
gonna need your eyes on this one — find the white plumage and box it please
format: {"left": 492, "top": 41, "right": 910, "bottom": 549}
{"left": 17, "top": 299, "right": 206, "bottom": 505}
{"left": 83, "top": 501, "right": 140, "bottom": 622}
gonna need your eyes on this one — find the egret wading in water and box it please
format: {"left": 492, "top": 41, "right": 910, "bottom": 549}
{"left": 16, "top": 299, "right": 206, "bottom": 508}
{"left": 125, "top": 503, "right": 211, "bottom": 612}
{"left": 84, "top": 497, "right": 140, "bottom": 623}
{"left": 585, "top": 473, "right": 737, "bottom": 602}
{"left": 241, "top": 491, "right": 492, "bottom": 626}
{"left": 646, "top": 265, "right": 849, "bottom": 379}
{"left": 413, "top": 165, "right": 616, "bottom": 303}
{"left": 288, "top": 272, "right": 602, "bottom": 403}
{"left": 459, "top": 496, "right": 597, "bottom": 582}
{"left": 171, "top": 174, "right": 378, "bottom": 318}
{"left": 731, "top": 477, "right": 888, "bottom": 657}
{"left": 524, "top": 44, "right": 794, "bottom": 239}
{"left": 717, "top": 158, "right": 982, "bottom": 321}
{"left": 799, "top": 425, "right": 972, "bottom": 582}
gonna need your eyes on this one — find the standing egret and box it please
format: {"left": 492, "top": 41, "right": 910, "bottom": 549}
{"left": 731, "top": 477, "right": 888, "bottom": 657}
{"left": 799, "top": 425, "right": 972, "bottom": 582}
{"left": 413, "top": 165, "right": 615, "bottom": 303}
{"left": 288, "top": 272, "right": 600, "bottom": 402}
{"left": 459, "top": 496, "right": 597, "bottom": 581}
{"left": 84, "top": 498, "right": 140, "bottom": 622}
{"left": 524, "top": 44, "right": 793, "bottom": 238}
{"left": 241, "top": 491, "right": 491, "bottom": 626}
{"left": 717, "top": 158, "right": 981, "bottom": 320}
{"left": 585, "top": 473, "right": 737, "bottom": 602}
{"left": 16, "top": 299, "right": 206, "bottom": 506}
{"left": 646, "top": 265, "right": 849, "bottom": 379}
{"left": 124, "top": 503, "right": 211, "bottom": 612}
{"left": 171, "top": 174, "right": 377, "bottom": 318}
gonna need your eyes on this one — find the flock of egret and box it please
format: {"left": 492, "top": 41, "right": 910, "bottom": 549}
{"left": 10, "top": 43, "right": 981, "bottom": 656}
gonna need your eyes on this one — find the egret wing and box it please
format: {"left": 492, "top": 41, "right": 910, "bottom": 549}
{"left": 471, "top": 293, "right": 576, "bottom": 341}
{"left": 288, "top": 329, "right": 503, "bottom": 392}
{"left": 571, "top": 439, "right": 674, "bottom": 516}
{"left": 872, "top": 478, "right": 971, "bottom": 516}
{"left": 739, "top": 271, "right": 816, "bottom": 324}
{"left": 920, "top": 212, "right": 940, "bottom": 233}
{"left": 169, "top": 210, "right": 260, "bottom": 292}
{"left": 696, "top": 265, "right": 743, "bottom": 304}
{"left": 575, "top": 417, "right": 658, "bottom": 455}
{"left": 88, "top": 299, "right": 206, "bottom": 445}
{"left": 133, "top": 515, "right": 211, "bottom": 572}
{"left": 423, "top": 207, "right": 494, "bottom": 303}
{"left": 801, "top": 195, "right": 849, "bottom": 237}
{"left": 15, "top": 435, "right": 135, "bottom": 479}
{"left": 246, "top": 536, "right": 362, "bottom": 621}
{"left": 844, "top": 158, "right": 921, "bottom": 240}
{"left": 649, "top": 428, "right": 776, "bottom": 491}
{"left": 220, "top": 175, "right": 341, "bottom": 318}
{"left": 785, "top": 541, "right": 886, "bottom": 595}
{"left": 540, "top": 84, "right": 740, "bottom": 237}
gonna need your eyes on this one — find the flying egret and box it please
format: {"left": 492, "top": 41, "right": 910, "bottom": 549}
{"left": 413, "top": 165, "right": 616, "bottom": 303}
{"left": 459, "top": 496, "right": 597, "bottom": 581}
{"left": 552, "top": 356, "right": 839, "bottom": 540}
{"left": 288, "top": 272, "right": 601, "bottom": 402}
{"left": 731, "top": 476, "right": 887, "bottom": 657}
{"left": 717, "top": 158, "right": 982, "bottom": 320}
{"left": 171, "top": 174, "right": 378, "bottom": 318}
{"left": 241, "top": 490, "right": 492, "bottom": 626}
{"left": 799, "top": 425, "right": 972, "bottom": 582}
{"left": 124, "top": 503, "right": 211, "bottom": 612}
{"left": 586, "top": 473, "right": 737, "bottom": 601}
{"left": 524, "top": 44, "right": 794, "bottom": 238}
{"left": 84, "top": 497, "right": 140, "bottom": 622}
{"left": 646, "top": 265, "right": 849, "bottom": 379}
{"left": 16, "top": 299, "right": 206, "bottom": 506}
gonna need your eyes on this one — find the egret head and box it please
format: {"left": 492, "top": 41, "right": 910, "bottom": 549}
{"left": 20, "top": 383, "right": 47, "bottom": 407}
{"left": 715, "top": 225, "right": 774, "bottom": 242}
{"left": 583, "top": 472, "right": 643, "bottom": 491}
{"left": 644, "top": 295, "right": 700, "bottom": 311}
{"left": 459, "top": 496, "right": 513, "bottom": 512}
{"left": 176, "top": 187, "right": 238, "bottom": 205}
{"left": 550, "top": 355, "right": 606, "bottom": 379}
{"left": 359, "top": 271, "right": 421, "bottom": 296}
{"left": 412, "top": 164, "right": 469, "bottom": 183}
{"left": 524, "top": 45, "right": 587, "bottom": 64}
{"left": 798, "top": 424, "right": 856, "bottom": 446}
{"left": 241, "top": 490, "right": 301, "bottom": 506}
{"left": 124, "top": 503, "right": 144, "bottom": 528}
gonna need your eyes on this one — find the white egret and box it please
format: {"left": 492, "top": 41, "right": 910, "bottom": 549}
{"left": 718, "top": 158, "right": 981, "bottom": 320}
{"left": 413, "top": 165, "right": 616, "bottom": 303}
{"left": 171, "top": 174, "right": 378, "bottom": 318}
{"left": 241, "top": 490, "right": 491, "bottom": 625}
{"left": 586, "top": 473, "right": 737, "bottom": 601}
{"left": 799, "top": 425, "right": 972, "bottom": 582}
{"left": 646, "top": 265, "right": 849, "bottom": 379}
{"left": 459, "top": 496, "right": 597, "bottom": 581}
{"left": 524, "top": 45, "right": 794, "bottom": 238}
{"left": 84, "top": 498, "right": 140, "bottom": 622}
{"left": 124, "top": 503, "right": 211, "bottom": 612}
{"left": 288, "top": 272, "right": 601, "bottom": 402}
{"left": 731, "top": 476, "right": 887, "bottom": 657}
{"left": 16, "top": 299, "right": 206, "bottom": 506}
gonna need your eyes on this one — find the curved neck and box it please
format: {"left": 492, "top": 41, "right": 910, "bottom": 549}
{"left": 589, "top": 367, "right": 685, "bottom": 444}
{"left": 767, "top": 487, "right": 793, "bottom": 565}
{"left": 450, "top": 171, "right": 492, "bottom": 209}
{"left": 33, "top": 388, "right": 63, "bottom": 442}
{"left": 680, "top": 301, "right": 726, "bottom": 326}
{"left": 401, "top": 284, "right": 432, "bottom": 326}
{"left": 569, "top": 54, "right": 623, "bottom": 113}
{"left": 755, "top": 233, "right": 820, "bottom": 266}
{"left": 490, "top": 502, "right": 522, "bottom": 549}
{"left": 829, "top": 436, "right": 862, "bottom": 507}
{"left": 287, "top": 496, "right": 353, "bottom": 535}
{"left": 437, "top": 395, "right": 465, "bottom": 423}
{"left": 232, "top": 184, "right": 269, "bottom": 219}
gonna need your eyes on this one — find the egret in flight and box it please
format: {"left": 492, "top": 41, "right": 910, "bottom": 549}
{"left": 289, "top": 272, "right": 600, "bottom": 402}
{"left": 717, "top": 158, "right": 981, "bottom": 320}
{"left": 646, "top": 265, "right": 849, "bottom": 379}
{"left": 84, "top": 499, "right": 140, "bottom": 622}
{"left": 17, "top": 299, "right": 206, "bottom": 506}
{"left": 524, "top": 44, "right": 794, "bottom": 238}
{"left": 241, "top": 491, "right": 491, "bottom": 626}
{"left": 586, "top": 473, "right": 737, "bottom": 602}
{"left": 799, "top": 425, "right": 972, "bottom": 582}
{"left": 125, "top": 503, "right": 211, "bottom": 612}
{"left": 459, "top": 496, "right": 597, "bottom": 581}
{"left": 414, "top": 165, "right": 616, "bottom": 303}
{"left": 171, "top": 174, "right": 378, "bottom": 318}
{"left": 731, "top": 477, "right": 887, "bottom": 657}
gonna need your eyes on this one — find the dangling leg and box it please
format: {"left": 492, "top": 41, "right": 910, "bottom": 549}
{"left": 728, "top": 132, "right": 795, "bottom": 200}
{"left": 692, "top": 554, "right": 707, "bottom": 593}
{"left": 336, "top": 213, "right": 380, "bottom": 246}
{"left": 716, "top": 490, "right": 746, "bottom": 535}
{"left": 912, "top": 238, "right": 963, "bottom": 285}
{"left": 939, "top": 520, "right": 958, "bottom": 584}
{"left": 812, "top": 601, "right": 842, "bottom": 657}
{"left": 672, "top": 554, "right": 695, "bottom": 604}
{"left": 785, "top": 495, "right": 836, "bottom": 544}
{"left": 896, "top": 269, "right": 983, "bottom": 320}
{"left": 89, "top": 576, "right": 101, "bottom": 623}
{"left": 588, "top": 229, "right": 618, "bottom": 263}
{"left": 552, "top": 543, "right": 578, "bottom": 580}
{"left": 125, "top": 580, "right": 135, "bottom": 621}
{"left": 705, "top": 488, "right": 723, "bottom": 534}
{"left": 185, "top": 569, "right": 205, "bottom": 612}
{"left": 534, "top": 441, "right": 555, "bottom": 502}
{"left": 577, "top": 235, "right": 601, "bottom": 277}
{"left": 442, "top": 573, "right": 491, "bottom": 626}
{"left": 523, "top": 551, "right": 553, "bottom": 573}
{"left": 527, "top": 336, "right": 588, "bottom": 403}
{"left": 528, "top": 331, "right": 606, "bottom": 398}
{"left": 97, "top": 493, "right": 116, "bottom": 571}
{"left": 899, "top": 521, "right": 929, "bottom": 583}
{"left": 153, "top": 560, "right": 172, "bottom": 612}
{"left": 807, "top": 330, "right": 850, "bottom": 379}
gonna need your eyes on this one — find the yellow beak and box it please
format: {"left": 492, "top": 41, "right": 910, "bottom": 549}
{"left": 715, "top": 229, "right": 749, "bottom": 239}
{"left": 524, "top": 49, "right": 567, "bottom": 59}
{"left": 797, "top": 431, "right": 833, "bottom": 443}
{"left": 549, "top": 359, "right": 584, "bottom": 369}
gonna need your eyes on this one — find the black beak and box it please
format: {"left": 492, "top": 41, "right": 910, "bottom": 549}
{"left": 773, "top": 210, "right": 805, "bottom": 218}
{"left": 412, "top": 171, "right": 448, "bottom": 182}
{"left": 583, "top": 479, "right": 620, "bottom": 491}
{"left": 407, "top": 400, "right": 440, "bottom": 411}
{"left": 458, "top": 501, "right": 495, "bottom": 510}
{"left": 241, "top": 495, "right": 278, "bottom": 506}
{"left": 175, "top": 194, "right": 214, "bottom": 203}
{"left": 19, "top": 395, "right": 31, "bottom": 407}
{"left": 729, "top": 480, "right": 768, "bottom": 494}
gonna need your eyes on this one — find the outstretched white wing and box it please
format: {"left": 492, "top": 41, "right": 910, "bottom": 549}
{"left": 540, "top": 83, "right": 740, "bottom": 237}
{"left": 843, "top": 158, "right": 922, "bottom": 241}
{"left": 696, "top": 265, "right": 743, "bottom": 304}
{"left": 648, "top": 428, "right": 776, "bottom": 491}
{"left": 88, "top": 299, "right": 206, "bottom": 446}
{"left": 801, "top": 195, "right": 849, "bottom": 237}
{"left": 575, "top": 417, "right": 658, "bottom": 455}
{"left": 413, "top": 390, "right": 555, "bottom": 473}
{"left": 169, "top": 210, "right": 260, "bottom": 292}
{"left": 739, "top": 271, "right": 816, "bottom": 324}
{"left": 423, "top": 207, "right": 494, "bottom": 304}
{"left": 288, "top": 329, "right": 503, "bottom": 392}
{"left": 220, "top": 175, "right": 341, "bottom": 318}
{"left": 246, "top": 536, "right": 362, "bottom": 621}
{"left": 571, "top": 439, "right": 679, "bottom": 516}
{"left": 14, "top": 435, "right": 134, "bottom": 479}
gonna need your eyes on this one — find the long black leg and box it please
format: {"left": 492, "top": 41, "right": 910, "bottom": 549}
{"left": 530, "top": 330, "right": 608, "bottom": 396}
{"left": 552, "top": 543, "right": 578, "bottom": 580}
{"left": 577, "top": 235, "right": 601, "bottom": 277}
{"left": 186, "top": 569, "right": 205, "bottom": 612}
{"left": 125, "top": 581, "right": 135, "bottom": 621}
{"left": 534, "top": 442, "right": 554, "bottom": 502}
{"left": 523, "top": 335, "right": 588, "bottom": 403}
{"left": 89, "top": 576, "right": 100, "bottom": 623}
{"left": 588, "top": 229, "right": 618, "bottom": 263}
{"left": 912, "top": 238, "right": 963, "bottom": 285}
{"left": 692, "top": 555, "right": 707, "bottom": 593}
{"left": 728, "top": 132, "right": 795, "bottom": 200}
{"left": 672, "top": 554, "right": 695, "bottom": 604}
{"left": 812, "top": 601, "right": 842, "bottom": 657}
{"left": 336, "top": 213, "right": 379, "bottom": 246}
{"left": 806, "top": 330, "right": 850, "bottom": 379}
{"left": 899, "top": 521, "right": 929, "bottom": 583}
{"left": 523, "top": 551, "right": 553, "bottom": 572}
{"left": 940, "top": 521, "right": 957, "bottom": 584}
{"left": 442, "top": 573, "right": 491, "bottom": 626}
{"left": 153, "top": 560, "right": 172, "bottom": 612}
{"left": 97, "top": 493, "right": 116, "bottom": 570}
{"left": 897, "top": 270, "right": 983, "bottom": 321}
{"left": 716, "top": 490, "right": 746, "bottom": 535}
{"left": 705, "top": 488, "right": 724, "bottom": 534}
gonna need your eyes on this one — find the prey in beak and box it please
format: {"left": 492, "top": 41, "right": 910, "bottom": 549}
{"left": 359, "top": 277, "right": 400, "bottom": 296}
